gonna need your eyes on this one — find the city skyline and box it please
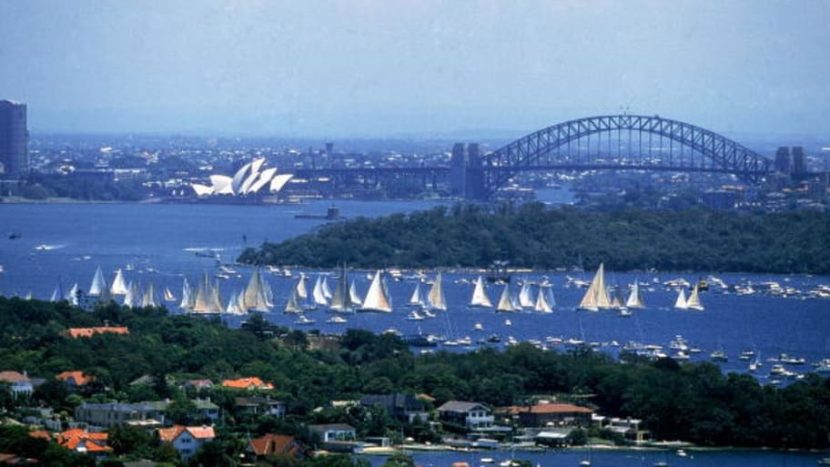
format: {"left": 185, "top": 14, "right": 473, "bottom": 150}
{"left": 1, "top": 0, "right": 828, "bottom": 138}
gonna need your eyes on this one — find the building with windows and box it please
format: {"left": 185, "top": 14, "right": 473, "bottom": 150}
{"left": 437, "top": 401, "right": 494, "bottom": 430}
{"left": 0, "top": 100, "right": 28, "bottom": 178}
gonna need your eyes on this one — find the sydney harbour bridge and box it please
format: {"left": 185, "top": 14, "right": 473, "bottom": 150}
{"left": 295, "top": 114, "right": 786, "bottom": 200}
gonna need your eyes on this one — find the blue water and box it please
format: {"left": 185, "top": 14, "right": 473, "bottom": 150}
{"left": 2, "top": 201, "right": 829, "bottom": 464}
{"left": 360, "top": 448, "right": 827, "bottom": 466}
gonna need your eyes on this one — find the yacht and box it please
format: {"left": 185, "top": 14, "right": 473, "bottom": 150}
{"left": 406, "top": 310, "right": 425, "bottom": 321}
{"left": 474, "top": 322, "right": 484, "bottom": 331}
{"left": 710, "top": 350, "right": 728, "bottom": 362}
{"left": 326, "top": 315, "right": 348, "bottom": 324}
{"left": 294, "top": 315, "right": 316, "bottom": 325}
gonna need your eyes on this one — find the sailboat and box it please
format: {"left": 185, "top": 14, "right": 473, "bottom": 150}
{"left": 284, "top": 287, "right": 304, "bottom": 314}
{"left": 192, "top": 273, "right": 217, "bottom": 314}
{"left": 180, "top": 277, "right": 194, "bottom": 310}
{"left": 329, "top": 265, "right": 356, "bottom": 312}
{"left": 163, "top": 287, "right": 176, "bottom": 302}
{"left": 225, "top": 291, "right": 243, "bottom": 315}
{"left": 123, "top": 282, "right": 138, "bottom": 308}
{"left": 110, "top": 269, "right": 129, "bottom": 296}
{"left": 534, "top": 287, "right": 553, "bottom": 313}
{"left": 518, "top": 281, "right": 534, "bottom": 309}
{"left": 496, "top": 284, "right": 518, "bottom": 312}
{"left": 142, "top": 283, "right": 158, "bottom": 308}
{"left": 50, "top": 281, "right": 64, "bottom": 303}
{"left": 209, "top": 281, "right": 223, "bottom": 312}
{"left": 625, "top": 282, "right": 645, "bottom": 309}
{"left": 408, "top": 282, "right": 426, "bottom": 308}
{"left": 321, "top": 276, "right": 333, "bottom": 300}
{"left": 312, "top": 275, "right": 329, "bottom": 307}
{"left": 469, "top": 276, "right": 493, "bottom": 308}
{"left": 673, "top": 288, "right": 688, "bottom": 310}
{"left": 427, "top": 273, "right": 447, "bottom": 311}
{"left": 686, "top": 285, "right": 704, "bottom": 311}
{"left": 295, "top": 274, "right": 309, "bottom": 302}
{"left": 359, "top": 270, "right": 393, "bottom": 312}
{"left": 88, "top": 266, "right": 107, "bottom": 297}
{"left": 578, "top": 263, "right": 611, "bottom": 311}
{"left": 66, "top": 283, "right": 80, "bottom": 306}
{"left": 348, "top": 280, "right": 363, "bottom": 307}
{"left": 243, "top": 269, "right": 272, "bottom": 312}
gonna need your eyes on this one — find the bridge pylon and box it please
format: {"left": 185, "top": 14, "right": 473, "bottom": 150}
{"left": 450, "top": 142, "right": 487, "bottom": 200}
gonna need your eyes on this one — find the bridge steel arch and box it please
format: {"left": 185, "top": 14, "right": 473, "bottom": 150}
{"left": 478, "top": 115, "right": 772, "bottom": 199}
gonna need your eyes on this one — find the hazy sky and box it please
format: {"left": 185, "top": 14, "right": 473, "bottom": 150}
{"left": 1, "top": 0, "right": 828, "bottom": 138}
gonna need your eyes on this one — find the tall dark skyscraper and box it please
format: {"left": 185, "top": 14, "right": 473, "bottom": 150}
{"left": 0, "top": 99, "right": 29, "bottom": 178}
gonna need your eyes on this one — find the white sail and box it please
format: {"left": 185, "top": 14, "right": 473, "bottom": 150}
{"left": 534, "top": 287, "right": 553, "bottom": 313}
{"left": 88, "top": 266, "right": 107, "bottom": 297}
{"left": 180, "top": 277, "right": 193, "bottom": 309}
{"left": 408, "top": 282, "right": 425, "bottom": 307}
{"left": 329, "top": 266, "right": 352, "bottom": 312}
{"left": 192, "top": 274, "right": 212, "bottom": 313}
{"left": 123, "top": 282, "right": 136, "bottom": 308}
{"left": 348, "top": 280, "right": 363, "bottom": 307}
{"left": 427, "top": 273, "right": 447, "bottom": 311}
{"left": 142, "top": 283, "right": 158, "bottom": 308}
{"left": 360, "top": 270, "right": 392, "bottom": 312}
{"left": 312, "top": 276, "right": 329, "bottom": 306}
{"left": 24, "top": 292, "right": 32, "bottom": 301}
{"left": 578, "top": 263, "right": 611, "bottom": 311}
{"left": 163, "top": 287, "right": 176, "bottom": 302}
{"left": 110, "top": 269, "right": 129, "bottom": 295}
{"left": 626, "top": 282, "right": 645, "bottom": 308}
{"left": 496, "top": 284, "right": 517, "bottom": 312}
{"left": 243, "top": 270, "right": 271, "bottom": 312}
{"left": 225, "top": 291, "right": 239, "bottom": 314}
{"left": 321, "top": 276, "right": 333, "bottom": 299}
{"left": 686, "top": 285, "right": 704, "bottom": 311}
{"left": 66, "top": 283, "right": 79, "bottom": 306}
{"left": 236, "top": 292, "right": 247, "bottom": 314}
{"left": 674, "top": 288, "right": 688, "bottom": 310}
{"left": 295, "top": 274, "right": 309, "bottom": 300}
{"left": 470, "top": 276, "right": 493, "bottom": 308}
{"left": 518, "top": 281, "right": 534, "bottom": 308}
{"left": 284, "top": 288, "right": 304, "bottom": 313}
{"left": 262, "top": 275, "right": 274, "bottom": 307}
{"left": 50, "top": 282, "right": 63, "bottom": 303}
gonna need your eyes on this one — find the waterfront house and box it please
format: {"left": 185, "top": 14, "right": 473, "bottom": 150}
{"left": 359, "top": 393, "right": 428, "bottom": 423}
{"left": 158, "top": 425, "right": 215, "bottom": 460}
{"left": 221, "top": 376, "right": 274, "bottom": 391}
{"left": 308, "top": 423, "right": 356, "bottom": 443}
{"left": 246, "top": 434, "right": 303, "bottom": 460}
{"left": 0, "top": 370, "right": 33, "bottom": 398}
{"left": 437, "top": 401, "right": 494, "bottom": 430}
{"left": 75, "top": 398, "right": 220, "bottom": 429}
{"left": 500, "top": 402, "right": 593, "bottom": 427}
{"left": 234, "top": 396, "right": 285, "bottom": 418}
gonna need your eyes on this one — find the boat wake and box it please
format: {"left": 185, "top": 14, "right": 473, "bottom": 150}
{"left": 33, "top": 244, "right": 66, "bottom": 251}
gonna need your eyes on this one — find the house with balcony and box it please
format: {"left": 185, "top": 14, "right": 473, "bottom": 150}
{"left": 437, "top": 401, "right": 494, "bottom": 430}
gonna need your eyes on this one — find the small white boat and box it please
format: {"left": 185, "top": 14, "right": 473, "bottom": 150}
{"left": 505, "top": 319, "right": 512, "bottom": 326}
{"left": 474, "top": 322, "right": 484, "bottom": 331}
{"left": 294, "top": 315, "right": 316, "bottom": 325}
{"left": 326, "top": 315, "right": 348, "bottom": 324}
{"left": 406, "top": 310, "right": 425, "bottom": 321}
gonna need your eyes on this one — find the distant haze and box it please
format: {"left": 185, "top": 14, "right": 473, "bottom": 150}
{"left": 1, "top": 0, "right": 828, "bottom": 139}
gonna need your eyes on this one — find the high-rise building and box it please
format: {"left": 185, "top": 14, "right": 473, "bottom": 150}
{"left": 0, "top": 100, "right": 28, "bottom": 178}
{"left": 774, "top": 146, "right": 790, "bottom": 174}
{"left": 791, "top": 146, "right": 806, "bottom": 175}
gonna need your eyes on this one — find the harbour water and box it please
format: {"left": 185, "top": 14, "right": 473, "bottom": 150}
{"left": 359, "top": 448, "right": 828, "bottom": 466}
{"left": 2, "top": 201, "right": 830, "bottom": 465}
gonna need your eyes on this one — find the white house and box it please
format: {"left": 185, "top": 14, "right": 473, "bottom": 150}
{"left": 158, "top": 425, "right": 216, "bottom": 460}
{"left": 437, "top": 401, "right": 494, "bottom": 429}
{"left": 0, "top": 371, "right": 34, "bottom": 398}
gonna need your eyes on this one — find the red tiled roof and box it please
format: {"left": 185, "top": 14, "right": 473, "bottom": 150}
{"left": 28, "top": 430, "right": 51, "bottom": 441}
{"left": 56, "top": 371, "right": 92, "bottom": 386}
{"left": 67, "top": 326, "right": 129, "bottom": 339}
{"left": 221, "top": 377, "right": 274, "bottom": 390}
{"left": 0, "top": 371, "right": 30, "bottom": 383}
{"left": 249, "top": 434, "right": 300, "bottom": 457}
{"left": 57, "top": 429, "right": 110, "bottom": 453}
{"left": 159, "top": 425, "right": 216, "bottom": 443}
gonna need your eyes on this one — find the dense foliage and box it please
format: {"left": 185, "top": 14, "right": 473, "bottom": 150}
{"left": 1, "top": 298, "right": 829, "bottom": 454}
{"left": 239, "top": 204, "right": 830, "bottom": 274}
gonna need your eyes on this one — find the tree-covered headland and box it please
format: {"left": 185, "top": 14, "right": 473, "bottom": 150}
{"left": 0, "top": 297, "right": 829, "bottom": 462}
{"left": 239, "top": 204, "right": 830, "bottom": 274}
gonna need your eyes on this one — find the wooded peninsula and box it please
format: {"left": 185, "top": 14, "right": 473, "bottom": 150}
{"left": 239, "top": 204, "right": 830, "bottom": 274}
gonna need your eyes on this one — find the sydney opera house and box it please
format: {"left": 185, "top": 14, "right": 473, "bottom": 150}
{"left": 190, "top": 158, "right": 293, "bottom": 198}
